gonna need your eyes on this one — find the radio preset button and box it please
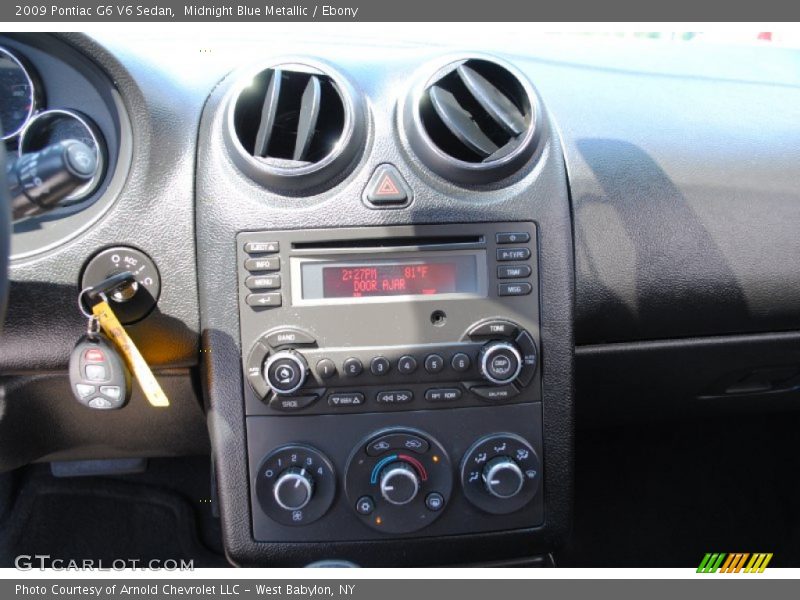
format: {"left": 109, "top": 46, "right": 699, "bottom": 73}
{"left": 316, "top": 358, "right": 337, "bottom": 379}
{"left": 425, "top": 388, "right": 462, "bottom": 402}
{"left": 397, "top": 355, "right": 418, "bottom": 374}
{"left": 370, "top": 356, "right": 391, "bottom": 376}
{"left": 246, "top": 293, "right": 282, "bottom": 308}
{"left": 498, "top": 265, "right": 532, "bottom": 279}
{"left": 244, "top": 257, "right": 280, "bottom": 272}
{"left": 497, "top": 248, "right": 531, "bottom": 261}
{"left": 498, "top": 282, "right": 532, "bottom": 296}
{"left": 424, "top": 354, "right": 445, "bottom": 374}
{"left": 343, "top": 357, "right": 363, "bottom": 377}
{"left": 244, "top": 241, "right": 279, "bottom": 254}
{"left": 245, "top": 274, "right": 281, "bottom": 290}
{"left": 496, "top": 232, "right": 531, "bottom": 244}
{"left": 328, "top": 392, "right": 365, "bottom": 407}
{"left": 451, "top": 353, "right": 471, "bottom": 372}
{"left": 376, "top": 390, "right": 413, "bottom": 404}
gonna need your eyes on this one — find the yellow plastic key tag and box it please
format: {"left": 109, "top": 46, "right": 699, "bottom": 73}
{"left": 91, "top": 300, "right": 170, "bottom": 408}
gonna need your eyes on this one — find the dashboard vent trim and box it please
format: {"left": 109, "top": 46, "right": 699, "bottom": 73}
{"left": 404, "top": 56, "right": 540, "bottom": 187}
{"left": 225, "top": 60, "right": 365, "bottom": 194}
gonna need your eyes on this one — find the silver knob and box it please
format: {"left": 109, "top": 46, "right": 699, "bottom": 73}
{"left": 379, "top": 462, "right": 420, "bottom": 506}
{"left": 263, "top": 350, "right": 308, "bottom": 395}
{"left": 478, "top": 341, "right": 523, "bottom": 385}
{"left": 273, "top": 467, "right": 314, "bottom": 511}
{"left": 482, "top": 457, "right": 525, "bottom": 499}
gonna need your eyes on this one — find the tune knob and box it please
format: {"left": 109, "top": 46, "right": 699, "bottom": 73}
{"left": 482, "top": 457, "right": 525, "bottom": 499}
{"left": 478, "top": 341, "right": 523, "bottom": 385}
{"left": 272, "top": 467, "right": 314, "bottom": 511}
{"left": 264, "top": 350, "right": 308, "bottom": 395}
{"left": 379, "top": 462, "right": 420, "bottom": 506}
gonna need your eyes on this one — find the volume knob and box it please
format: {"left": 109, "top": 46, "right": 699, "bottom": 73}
{"left": 478, "top": 341, "right": 523, "bottom": 385}
{"left": 264, "top": 350, "right": 308, "bottom": 395}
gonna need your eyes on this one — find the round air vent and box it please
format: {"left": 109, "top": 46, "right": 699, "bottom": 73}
{"left": 403, "top": 57, "right": 539, "bottom": 186}
{"left": 225, "top": 61, "right": 365, "bottom": 193}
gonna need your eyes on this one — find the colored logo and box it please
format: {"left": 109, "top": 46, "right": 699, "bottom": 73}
{"left": 697, "top": 553, "right": 773, "bottom": 573}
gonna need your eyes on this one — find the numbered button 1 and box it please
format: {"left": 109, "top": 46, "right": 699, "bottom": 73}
{"left": 316, "top": 358, "right": 337, "bottom": 380}
{"left": 255, "top": 444, "right": 336, "bottom": 526}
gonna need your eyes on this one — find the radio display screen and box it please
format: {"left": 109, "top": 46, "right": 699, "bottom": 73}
{"left": 298, "top": 253, "right": 483, "bottom": 301}
{"left": 323, "top": 263, "right": 460, "bottom": 298}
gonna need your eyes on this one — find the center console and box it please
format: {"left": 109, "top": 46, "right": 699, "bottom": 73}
{"left": 237, "top": 222, "right": 543, "bottom": 540}
{"left": 196, "top": 49, "right": 574, "bottom": 566}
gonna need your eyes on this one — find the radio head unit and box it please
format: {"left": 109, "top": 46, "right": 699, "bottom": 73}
{"left": 236, "top": 222, "right": 539, "bottom": 417}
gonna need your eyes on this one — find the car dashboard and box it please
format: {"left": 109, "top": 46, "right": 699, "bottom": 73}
{"left": 0, "top": 30, "right": 799, "bottom": 568}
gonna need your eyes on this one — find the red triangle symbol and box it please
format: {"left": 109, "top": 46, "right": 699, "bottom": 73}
{"left": 376, "top": 174, "right": 400, "bottom": 196}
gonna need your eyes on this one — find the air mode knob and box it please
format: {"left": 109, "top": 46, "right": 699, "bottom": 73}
{"left": 482, "top": 457, "right": 525, "bottom": 499}
{"left": 264, "top": 350, "right": 308, "bottom": 395}
{"left": 273, "top": 467, "right": 315, "bottom": 511}
{"left": 478, "top": 341, "right": 523, "bottom": 385}
{"left": 379, "top": 462, "right": 420, "bottom": 506}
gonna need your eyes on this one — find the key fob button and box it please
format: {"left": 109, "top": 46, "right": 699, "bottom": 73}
{"left": 85, "top": 364, "right": 107, "bottom": 381}
{"left": 75, "top": 384, "right": 95, "bottom": 398}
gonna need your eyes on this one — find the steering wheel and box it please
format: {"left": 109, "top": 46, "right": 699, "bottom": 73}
{"left": 0, "top": 141, "right": 9, "bottom": 331}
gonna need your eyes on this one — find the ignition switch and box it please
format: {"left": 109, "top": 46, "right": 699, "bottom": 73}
{"left": 81, "top": 246, "right": 161, "bottom": 324}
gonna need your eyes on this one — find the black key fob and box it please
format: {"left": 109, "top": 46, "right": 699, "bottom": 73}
{"left": 68, "top": 334, "right": 131, "bottom": 409}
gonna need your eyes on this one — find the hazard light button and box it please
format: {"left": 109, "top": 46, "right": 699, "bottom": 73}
{"left": 363, "top": 164, "right": 413, "bottom": 208}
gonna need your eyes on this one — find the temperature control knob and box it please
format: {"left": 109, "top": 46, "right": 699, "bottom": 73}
{"left": 379, "top": 462, "right": 420, "bottom": 506}
{"left": 273, "top": 467, "right": 314, "bottom": 511}
{"left": 264, "top": 350, "right": 308, "bottom": 395}
{"left": 482, "top": 457, "right": 525, "bottom": 499}
{"left": 478, "top": 341, "right": 522, "bottom": 385}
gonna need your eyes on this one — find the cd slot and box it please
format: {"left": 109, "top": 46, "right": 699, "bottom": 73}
{"left": 292, "top": 235, "right": 485, "bottom": 251}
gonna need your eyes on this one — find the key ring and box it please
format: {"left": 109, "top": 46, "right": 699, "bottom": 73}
{"left": 78, "top": 286, "right": 99, "bottom": 319}
{"left": 78, "top": 271, "right": 136, "bottom": 318}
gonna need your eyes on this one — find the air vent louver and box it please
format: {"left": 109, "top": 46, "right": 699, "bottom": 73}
{"left": 226, "top": 62, "right": 364, "bottom": 193}
{"left": 405, "top": 58, "right": 538, "bottom": 186}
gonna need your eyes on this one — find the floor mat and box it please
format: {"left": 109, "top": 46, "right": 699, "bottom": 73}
{"left": 0, "top": 458, "right": 229, "bottom": 568}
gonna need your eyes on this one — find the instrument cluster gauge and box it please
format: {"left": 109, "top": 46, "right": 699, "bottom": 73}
{"left": 0, "top": 45, "right": 41, "bottom": 142}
